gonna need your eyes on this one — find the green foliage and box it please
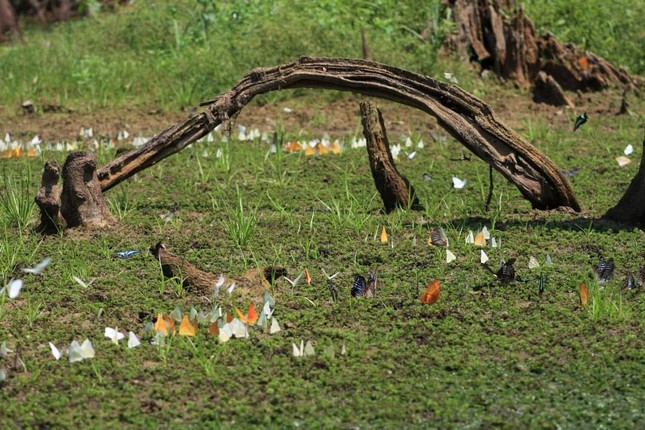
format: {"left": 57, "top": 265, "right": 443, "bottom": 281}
{"left": 523, "top": 0, "right": 645, "bottom": 74}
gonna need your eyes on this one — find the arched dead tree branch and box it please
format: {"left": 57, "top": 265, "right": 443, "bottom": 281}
{"left": 603, "top": 138, "right": 645, "bottom": 226}
{"left": 97, "top": 56, "right": 580, "bottom": 212}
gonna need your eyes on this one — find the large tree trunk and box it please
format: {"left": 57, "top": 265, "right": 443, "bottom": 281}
{"left": 97, "top": 57, "right": 580, "bottom": 212}
{"left": 604, "top": 139, "right": 645, "bottom": 226}
{"left": 360, "top": 100, "right": 422, "bottom": 212}
{"left": 0, "top": 0, "right": 20, "bottom": 42}
{"left": 450, "top": 0, "right": 636, "bottom": 98}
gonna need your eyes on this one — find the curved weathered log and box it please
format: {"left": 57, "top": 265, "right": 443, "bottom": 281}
{"left": 97, "top": 56, "right": 580, "bottom": 211}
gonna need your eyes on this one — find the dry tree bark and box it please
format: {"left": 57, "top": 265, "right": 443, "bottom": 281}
{"left": 450, "top": 0, "right": 636, "bottom": 101}
{"left": 604, "top": 138, "right": 645, "bottom": 226}
{"left": 150, "top": 242, "right": 285, "bottom": 301}
{"left": 532, "top": 71, "right": 574, "bottom": 108}
{"left": 35, "top": 152, "right": 115, "bottom": 230}
{"left": 360, "top": 100, "right": 422, "bottom": 212}
{"left": 96, "top": 56, "right": 580, "bottom": 212}
{"left": 0, "top": 0, "right": 20, "bottom": 41}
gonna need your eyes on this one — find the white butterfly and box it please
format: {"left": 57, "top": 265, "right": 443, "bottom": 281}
{"left": 227, "top": 282, "right": 237, "bottom": 295}
{"left": 481, "top": 226, "right": 491, "bottom": 240}
{"left": 68, "top": 339, "right": 95, "bottom": 363}
{"left": 546, "top": 254, "right": 553, "bottom": 265}
{"left": 229, "top": 318, "right": 249, "bottom": 339}
{"left": 168, "top": 306, "right": 184, "bottom": 322}
{"left": 480, "top": 250, "right": 489, "bottom": 264}
{"left": 465, "top": 231, "right": 474, "bottom": 244}
{"left": 444, "top": 72, "right": 459, "bottom": 84}
{"left": 5, "top": 279, "right": 23, "bottom": 299}
{"left": 283, "top": 273, "right": 302, "bottom": 288}
{"left": 270, "top": 318, "right": 281, "bottom": 334}
{"left": 446, "top": 249, "right": 456, "bottom": 264}
{"left": 624, "top": 144, "right": 634, "bottom": 155}
{"left": 104, "top": 327, "right": 125, "bottom": 345}
{"left": 292, "top": 340, "right": 315, "bottom": 358}
{"left": 127, "top": 332, "right": 141, "bottom": 349}
{"left": 491, "top": 237, "right": 499, "bottom": 248}
{"left": 405, "top": 136, "right": 413, "bottom": 147}
{"left": 72, "top": 276, "right": 94, "bottom": 289}
{"left": 321, "top": 269, "right": 340, "bottom": 280}
{"left": 22, "top": 257, "right": 52, "bottom": 275}
{"left": 49, "top": 342, "right": 62, "bottom": 360}
{"left": 0, "top": 341, "right": 11, "bottom": 358}
{"left": 452, "top": 176, "right": 467, "bottom": 189}
{"left": 407, "top": 151, "right": 417, "bottom": 160}
{"left": 0, "top": 369, "right": 6, "bottom": 382}
{"left": 616, "top": 156, "right": 631, "bottom": 167}
{"left": 417, "top": 139, "right": 425, "bottom": 149}
{"left": 528, "top": 256, "right": 540, "bottom": 269}
{"left": 218, "top": 323, "right": 233, "bottom": 343}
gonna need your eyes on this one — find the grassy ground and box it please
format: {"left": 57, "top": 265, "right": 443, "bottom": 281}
{"left": 1, "top": 1, "right": 644, "bottom": 428}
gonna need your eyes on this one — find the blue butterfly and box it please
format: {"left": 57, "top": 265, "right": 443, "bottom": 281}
{"left": 115, "top": 250, "right": 141, "bottom": 259}
{"left": 351, "top": 271, "right": 377, "bottom": 297}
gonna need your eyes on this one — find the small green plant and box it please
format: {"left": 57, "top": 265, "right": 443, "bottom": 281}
{"left": 107, "top": 187, "right": 136, "bottom": 221}
{"left": 587, "top": 282, "right": 631, "bottom": 322}
{"left": 0, "top": 171, "right": 36, "bottom": 230}
{"left": 24, "top": 299, "right": 45, "bottom": 328}
{"left": 223, "top": 185, "right": 258, "bottom": 247}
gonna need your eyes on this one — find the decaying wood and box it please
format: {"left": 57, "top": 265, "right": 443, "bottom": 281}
{"left": 451, "top": 0, "right": 636, "bottom": 92}
{"left": 60, "top": 152, "right": 116, "bottom": 228}
{"left": 360, "top": 100, "right": 421, "bottom": 212}
{"left": 97, "top": 56, "right": 580, "bottom": 211}
{"left": 604, "top": 138, "right": 645, "bottom": 226}
{"left": 35, "top": 161, "right": 64, "bottom": 233}
{"left": 35, "top": 152, "right": 115, "bottom": 231}
{"left": 0, "top": 0, "right": 20, "bottom": 42}
{"left": 150, "top": 242, "right": 285, "bottom": 300}
{"left": 532, "top": 71, "right": 574, "bottom": 107}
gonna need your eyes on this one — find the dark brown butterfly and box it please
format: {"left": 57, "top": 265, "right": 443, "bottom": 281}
{"left": 428, "top": 227, "right": 448, "bottom": 247}
{"left": 351, "top": 271, "right": 377, "bottom": 297}
{"left": 481, "top": 258, "right": 516, "bottom": 284}
{"left": 594, "top": 254, "right": 614, "bottom": 285}
{"left": 637, "top": 266, "right": 645, "bottom": 289}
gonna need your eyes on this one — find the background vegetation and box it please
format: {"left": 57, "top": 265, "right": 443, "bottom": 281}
{"left": 0, "top": 0, "right": 642, "bottom": 111}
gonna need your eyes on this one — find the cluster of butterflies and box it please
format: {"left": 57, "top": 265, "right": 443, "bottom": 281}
{"left": 150, "top": 292, "right": 281, "bottom": 344}
{"left": 292, "top": 339, "right": 347, "bottom": 358}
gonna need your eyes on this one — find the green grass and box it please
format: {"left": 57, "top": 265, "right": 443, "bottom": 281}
{"left": 0, "top": 0, "right": 642, "bottom": 112}
{"left": 0, "top": 103, "right": 643, "bottom": 427}
{"left": 0, "top": 1, "right": 644, "bottom": 427}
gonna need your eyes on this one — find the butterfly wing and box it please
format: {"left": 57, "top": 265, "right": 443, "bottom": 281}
{"left": 351, "top": 275, "right": 367, "bottom": 297}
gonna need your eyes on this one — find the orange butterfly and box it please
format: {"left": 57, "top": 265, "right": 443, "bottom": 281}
{"left": 226, "top": 310, "right": 234, "bottom": 323}
{"left": 283, "top": 141, "right": 302, "bottom": 153}
{"left": 305, "top": 268, "right": 311, "bottom": 285}
{"left": 235, "top": 303, "right": 259, "bottom": 325}
{"left": 579, "top": 282, "right": 588, "bottom": 308}
{"left": 208, "top": 321, "right": 219, "bottom": 336}
{"left": 421, "top": 279, "right": 440, "bottom": 304}
{"left": 330, "top": 141, "right": 341, "bottom": 154}
{"left": 578, "top": 56, "right": 589, "bottom": 70}
{"left": 304, "top": 145, "right": 315, "bottom": 156}
{"left": 154, "top": 313, "right": 175, "bottom": 336}
{"left": 179, "top": 315, "right": 198, "bottom": 336}
{"left": 474, "top": 231, "right": 486, "bottom": 247}
{"left": 380, "top": 226, "right": 388, "bottom": 243}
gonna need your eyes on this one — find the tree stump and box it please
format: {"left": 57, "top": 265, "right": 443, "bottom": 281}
{"left": 450, "top": 1, "right": 636, "bottom": 92}
{"left": 360, "top": 101, "right": 422, "bottom": 212}
{"left": 604, "top": 138, "right": 645, "bottom": 226}
{"left": 36, "top": 151, "right": 116, "bottom": 231}
{"left": 35, "top": 161, "right": 65, "bottom": 233}
{"left": 532, "top": 71, "right": 574, "bottom": 107}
